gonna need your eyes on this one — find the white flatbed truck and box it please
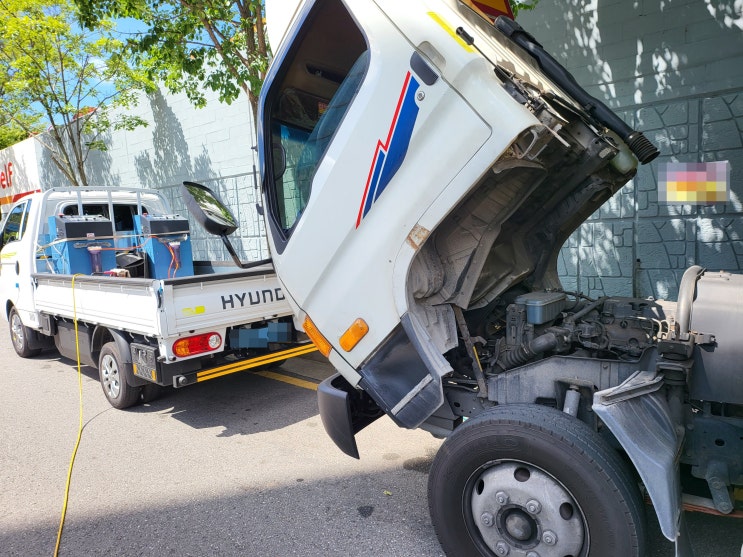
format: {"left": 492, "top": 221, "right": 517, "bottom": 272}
{"left": 0, "top": 185, "right": 315, "bottom": 408}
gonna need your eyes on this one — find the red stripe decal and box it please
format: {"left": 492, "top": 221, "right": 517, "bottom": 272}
{"left": 356, "top": 72, "right": 414, "bottom": 228}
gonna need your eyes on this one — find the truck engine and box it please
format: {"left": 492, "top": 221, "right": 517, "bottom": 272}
{"left": 420, "top": 265, "right": 743, "bottom": 557}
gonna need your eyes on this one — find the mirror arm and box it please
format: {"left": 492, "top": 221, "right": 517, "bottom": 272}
{"left": 219, "top": 234, "right": 272, "bottom": 269}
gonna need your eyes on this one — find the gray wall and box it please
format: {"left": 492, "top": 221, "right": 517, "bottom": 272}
{"left": 103, "top": 88, "right": 268, "bottom": 263}
{"left": 518, "top": 0, "right": 743, "bottom": 300}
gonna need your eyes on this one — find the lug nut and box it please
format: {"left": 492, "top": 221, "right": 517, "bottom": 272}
{"left": 542, "top": 530, "right": 558, "bottom": 546}
{"left": 526, "top": 552, "right": 540, "bottom": 557}
{"left": 495, "top": 491, "right": 509, "bottom": 505}
{"left": 481, "top": 512, "right": 494, "bottom": 527}
{"left": 525, "top": 499, "right": 541, "bottom": 514}
{"left": 494, "top": 541, "right": 510, "bottom": 556}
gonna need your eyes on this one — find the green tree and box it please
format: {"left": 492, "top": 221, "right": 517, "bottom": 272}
{"left": 77, "top": 0, "right": 269, "bottom": 122}
{"left": 510, "top": 0, "right": 540, "bottom": 17}
{"left": 0, "top": 0, "right": 150, "bottom": 186}
{"left": 0, "top": 118, "right": 34, "bottom": 150}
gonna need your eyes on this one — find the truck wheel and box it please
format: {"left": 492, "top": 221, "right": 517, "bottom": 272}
{"left": 99, "top": 342, "right": 140, "bottom": 409}
{"left": 428, "top": 404, "right": 645, "bottom": 557}
{"left": 8, "top": 306, "right": 40, "bottom": 358}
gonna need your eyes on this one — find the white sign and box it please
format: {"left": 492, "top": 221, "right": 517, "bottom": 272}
{"left": 0, "top": 137, "right": 42, "bottom": 212}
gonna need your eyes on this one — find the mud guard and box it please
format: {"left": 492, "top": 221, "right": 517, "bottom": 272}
{"left": 357, "top": 312, "right": 450, "bottom": 429}
{"left": 593, "top": 370, "right": 694, "bottom": 557}
{"left": 108, "top": 328, "right": 148, "bottom": 388}
{"left": 317, "top": 373, "right": 384, "bottom": 459}
{"left": 317, "top": 312, "right": 451, "bottom": 458}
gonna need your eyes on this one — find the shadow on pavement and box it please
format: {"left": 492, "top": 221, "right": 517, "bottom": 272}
{"left": 132, "top": 369, "right": 321, "bottom": 437}
{"left": 2, "top": 464, "right": 741, "bottom": 557}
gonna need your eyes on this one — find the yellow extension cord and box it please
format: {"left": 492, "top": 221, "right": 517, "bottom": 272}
{"left": 54, "top": 274, "right": 85, "bottom": 557}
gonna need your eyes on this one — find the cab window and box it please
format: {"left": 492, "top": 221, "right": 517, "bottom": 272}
{"left": 0, "top": 202, "right": 29, "bottom": 249}
{"left": 264, "top": 0, "right": 368, "bottom": 239}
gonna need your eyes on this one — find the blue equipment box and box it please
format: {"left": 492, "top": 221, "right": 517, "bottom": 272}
{"left": 48, "top": 215, "right": 116, "bottom": 275}
{"left": 134, "top": 214, "right": 194, "bottom": 279}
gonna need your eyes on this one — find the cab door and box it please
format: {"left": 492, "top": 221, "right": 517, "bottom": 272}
{"left": 0, "top": 201, "right": 31, "bottom": 316}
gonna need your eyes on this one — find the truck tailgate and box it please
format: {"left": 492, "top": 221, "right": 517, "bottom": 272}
{"left": 160, "top": 267, "right": 293, "bottom": 336}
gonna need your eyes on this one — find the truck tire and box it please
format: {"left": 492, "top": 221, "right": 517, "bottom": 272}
{"left": 99, "top": 342, "right": 140, "bottom": 409}
{"left": 8, "top": 306, "right": 40, "bottom": 358}
{"left": 428, "top": 404, "right": 645, "bottom": 557}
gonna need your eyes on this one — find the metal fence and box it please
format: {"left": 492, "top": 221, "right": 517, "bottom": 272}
{"left": 156, "top": 170, "right": 270, "bottom": 264}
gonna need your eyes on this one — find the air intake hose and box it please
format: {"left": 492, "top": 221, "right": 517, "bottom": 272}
{"left": 499, "top": 332, "right": 559, "bottom": 370}
{"left": 495, "top": 17, "right": 660, "bottom": 165}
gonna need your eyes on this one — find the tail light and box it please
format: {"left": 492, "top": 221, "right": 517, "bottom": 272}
{"left": 173, "top": 332, "right": 222, "bottom": 357}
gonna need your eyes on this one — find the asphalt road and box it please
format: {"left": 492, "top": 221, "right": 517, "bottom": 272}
{"left": 1, "top": 332, "right": 741, "bottom": 556}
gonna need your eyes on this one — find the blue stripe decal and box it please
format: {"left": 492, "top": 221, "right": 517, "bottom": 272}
{"left": 356, "top": 73, "right": 421, "bottom": 227}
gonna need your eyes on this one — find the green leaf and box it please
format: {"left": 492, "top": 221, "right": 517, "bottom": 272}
{"left": 73, "top": 0, "right": 271, "bottom": 122}
{"left": 0, "top": 0, "right": 150, "bottom": 186}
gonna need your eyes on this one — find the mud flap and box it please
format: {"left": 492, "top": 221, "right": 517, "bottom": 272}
{"left": 357, "top": 312, "right": 451, "bottom": 429}
{"left": 593, "top": 370, "right": 694, "bottom": 557}
{"left": 317, "top": 312, "right": 449, "bottom": 457}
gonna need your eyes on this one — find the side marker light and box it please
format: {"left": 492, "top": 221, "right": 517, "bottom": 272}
{"left": 339, "top": 318, "right": 369, "bottom": 352}
{"left": 303, "top": 316, "right": 332, "bottom": 357}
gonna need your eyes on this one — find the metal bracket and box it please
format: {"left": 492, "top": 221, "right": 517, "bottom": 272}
{"left": 595, "top": 369, "right": 663, "bottom": 405}
{"left": 693, "top": 331, "right": 716, "bottom": 345}
{"left": 453, "top": 305, "right": 488, "bottom": 398}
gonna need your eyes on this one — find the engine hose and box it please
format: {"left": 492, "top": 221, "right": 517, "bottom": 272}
{"left": 494, "top": 17, "right": 660, "bottom": 164}
{"left": 499, "top": 332, "right": 559, "bottom": 370}
{"left": 566, "top": 296, "right": 607, "bottom": 324}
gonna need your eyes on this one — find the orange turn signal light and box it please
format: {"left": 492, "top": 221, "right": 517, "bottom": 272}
{"left": 303, "top": 315, "right": 332, "bottom": 357}
{"left": 339, "top": 318, "right": 369, "bottom": 352}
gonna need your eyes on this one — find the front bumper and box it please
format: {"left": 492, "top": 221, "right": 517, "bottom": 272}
{"left": 317, "top": 373, "right": 384, "bottom": 459}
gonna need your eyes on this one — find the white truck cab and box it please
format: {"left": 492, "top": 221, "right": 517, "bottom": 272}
{"left": 258, "top": 2, "right": 741, "bottom": 556}
{"left": 0, "top": 197, "right": 33, "bottom": 337}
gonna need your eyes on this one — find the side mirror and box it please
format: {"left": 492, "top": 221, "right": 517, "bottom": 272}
{"left": 180, "top": 181, "right": 238, "bottom": 236}
{"left": 180, "top": 181, "right": 272, "bottom": 270}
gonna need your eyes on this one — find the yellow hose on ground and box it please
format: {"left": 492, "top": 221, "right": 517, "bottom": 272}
{"left": 54, "top": 274, "right": 85, "bottom": 557}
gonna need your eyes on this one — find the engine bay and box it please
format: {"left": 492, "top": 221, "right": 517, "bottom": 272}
{"left": 458, "top": 290, "right": 669, "bottom": 379}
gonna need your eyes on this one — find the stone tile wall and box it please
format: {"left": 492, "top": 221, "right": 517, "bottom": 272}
{"left": 519, "top": 0, "right": 743, "bottom": 301}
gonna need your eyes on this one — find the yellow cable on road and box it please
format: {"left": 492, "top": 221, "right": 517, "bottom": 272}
{"left": 54, "top": 274, "right": 85, "bottom": 557}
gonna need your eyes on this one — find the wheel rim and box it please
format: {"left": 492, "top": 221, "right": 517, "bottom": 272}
{"left": 100, "top": 354, "right": 121, "bottom": 399}
{"left": 467, "top": 460, "right": 586, "bottom": 557}
{"left": 10, "top": 312, "right": 25, "bottom": 353}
